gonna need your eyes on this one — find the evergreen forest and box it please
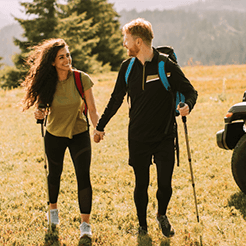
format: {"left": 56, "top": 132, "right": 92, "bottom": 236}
{"left": 120, "top": 8, "right": 246, "bottom": 66}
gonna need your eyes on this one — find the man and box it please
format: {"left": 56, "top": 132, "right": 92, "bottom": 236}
{"left": 94, "top": 18, "right": 197, "bottom": 237}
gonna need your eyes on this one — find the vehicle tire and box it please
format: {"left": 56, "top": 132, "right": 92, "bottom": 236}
{"left": 231, "top": 133, "right": 246, "bottom": 194}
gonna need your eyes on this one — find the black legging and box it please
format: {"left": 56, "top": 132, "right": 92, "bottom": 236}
{"left": 132, "top": 138, "right": 175, "bottom": 228}
{"left": 45, "top": 130, "right": 92, "bottom": 214}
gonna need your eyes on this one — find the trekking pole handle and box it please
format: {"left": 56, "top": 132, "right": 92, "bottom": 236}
{"left": 36, "top": 104, "right": 47, "bottom": 124}
{"left": 36, "top": 119, "right": 44, "bottom": 124}
{"left": 179, "top": 102, "right": 187, "bottom": 123}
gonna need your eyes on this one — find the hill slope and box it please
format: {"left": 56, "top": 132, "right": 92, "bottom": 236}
{"left": 119, "top": 8, "right": 246, "bottom": 66}
{"left": 181, "top": 0, "right": 246, "bottom": 12}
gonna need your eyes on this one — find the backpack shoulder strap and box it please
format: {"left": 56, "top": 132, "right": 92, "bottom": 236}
{"left": 158, "top": 53, "right": 181, "bottom": 167}
{"left": 125, "top": 57, "right": 136, "bottom": 85}
{"left": 158, "top": 53, "right": 171, "bottom": 91}
{"left": 74, "top": 70, "right": 84, "bottom": 95}
{"left": 73, "top": 70, "right": 88, "bottom": 116}
{"left": 158, "top": 53, "right": 185, "bottom": 114}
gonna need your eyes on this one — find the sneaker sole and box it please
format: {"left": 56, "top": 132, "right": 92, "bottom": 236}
{"left": 80, "top": 234, "right": 92, "bottom": 239}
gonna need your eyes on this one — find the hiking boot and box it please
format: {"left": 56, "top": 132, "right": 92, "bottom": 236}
{"left": 46, "top": 209, "right": 59, "bottom": 225}
{"left": 138, "top": 226, "right": 148, "bottom": 236}
{"left": 156, "top": 214, "right": 175, "bottom": 238}
{"left": 80, "top": 222, "right": 92, "bottom": 238}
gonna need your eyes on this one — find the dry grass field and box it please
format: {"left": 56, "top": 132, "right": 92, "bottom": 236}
{"left": 0, "top": 64, "right": 246, "bottom": 245}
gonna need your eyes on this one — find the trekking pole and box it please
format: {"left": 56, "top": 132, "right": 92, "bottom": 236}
{"left": 37, "top": 104, "right": 51, "bottom": 230}
{"left": 179, "top": 102, "right": 200, "bottom": 223}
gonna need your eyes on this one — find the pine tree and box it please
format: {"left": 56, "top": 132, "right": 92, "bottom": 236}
{"left": 66, "top": 0, "right": 126, "bottom": 71}
{"left": 1, "top": 0, "right": 126, "bottom": 88}
{"left": 15, "top": 0, "right": 58, "bottom": 52}
{"left": 4, "top": 0, "right": 59, "bottom": 88}
{"left": 57, "top": 10, "right": 104, "bottom": 72}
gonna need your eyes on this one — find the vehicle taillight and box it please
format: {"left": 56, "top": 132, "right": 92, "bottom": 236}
{"left": 225, "top": 112, "right": 233, "bottom": 118}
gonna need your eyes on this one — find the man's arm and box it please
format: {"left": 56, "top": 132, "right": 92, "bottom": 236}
{"left": 95, "top": 62, "right": 128, "bottom": 142}
{"left": 167, "top": 60, "right": 198, "bottom": 114}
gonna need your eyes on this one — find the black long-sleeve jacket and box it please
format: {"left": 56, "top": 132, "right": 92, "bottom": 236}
{"left": 97, "top": 48, "right": 198, "bottom": 143}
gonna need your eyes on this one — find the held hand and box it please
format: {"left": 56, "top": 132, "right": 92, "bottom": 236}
{"left": 177, "top": 103, "right": 189, "bottom": 117}
{"left": 93, "top": 129, "right": 105, "bottom": 143}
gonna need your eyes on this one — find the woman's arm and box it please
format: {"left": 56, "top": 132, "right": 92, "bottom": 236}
{"left": 84, "top": 87, "right": 100, "bottom": 129}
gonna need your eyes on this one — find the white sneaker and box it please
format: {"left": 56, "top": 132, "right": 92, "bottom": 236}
{"left": 46, "top": 209, "right": 59, "bottom": 225}
{"left": 80, "top": 222, "right": 92, "bottom": 238}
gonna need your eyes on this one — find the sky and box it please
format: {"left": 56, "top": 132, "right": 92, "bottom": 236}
{"left": 0, "top": 0, "right": 200, "bottom": 22}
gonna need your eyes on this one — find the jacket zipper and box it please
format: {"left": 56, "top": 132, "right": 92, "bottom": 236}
{"left": 142, "top": 64, "right": 146, "bottom": 90}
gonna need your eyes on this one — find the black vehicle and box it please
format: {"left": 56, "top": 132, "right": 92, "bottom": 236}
{"left": 216, "top": 91, "right": 246, "bottom": 194}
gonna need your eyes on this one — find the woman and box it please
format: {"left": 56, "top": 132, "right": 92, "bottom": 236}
{"left": 22, "top": 38, "right": 99, "bottom": 241}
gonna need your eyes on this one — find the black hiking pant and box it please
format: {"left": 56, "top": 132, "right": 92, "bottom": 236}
{"left": 129, "top": 135, "right": 175, "bottom": 228}
{"left": 45, "top": 130, "right": 92, "bottom": 214}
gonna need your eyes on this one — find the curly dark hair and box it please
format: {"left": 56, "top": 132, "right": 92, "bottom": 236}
{"left": 21, "top": 38, "right": 68, "bottom": 110}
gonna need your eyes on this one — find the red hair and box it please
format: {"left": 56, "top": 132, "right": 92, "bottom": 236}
{"left": 122, "top": 18, "right": 154, "bottom": 45}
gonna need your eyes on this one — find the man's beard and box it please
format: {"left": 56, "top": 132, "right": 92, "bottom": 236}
{"left": 128, "top": 44, "right": 140, "bottom": 57}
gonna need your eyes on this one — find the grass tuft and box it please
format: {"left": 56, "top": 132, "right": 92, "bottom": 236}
{"left": 228, "top": 191, "right": 246, "bottom": 219}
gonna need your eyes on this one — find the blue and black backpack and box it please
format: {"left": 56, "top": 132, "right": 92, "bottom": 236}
{"left": 125, "top": 46, "right": 185, "bottom": 165}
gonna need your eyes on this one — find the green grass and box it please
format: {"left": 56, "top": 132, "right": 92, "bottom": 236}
{"left": 1, "top": 65, "right": 246, "bottom": 245}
